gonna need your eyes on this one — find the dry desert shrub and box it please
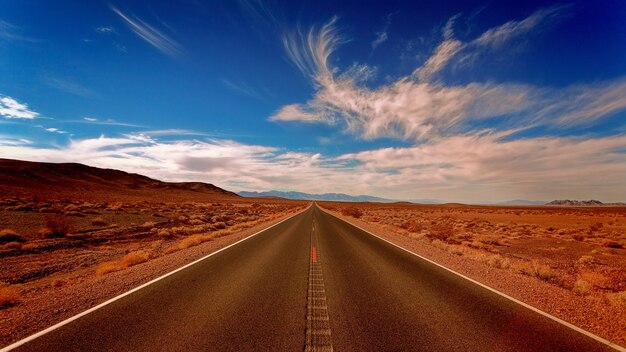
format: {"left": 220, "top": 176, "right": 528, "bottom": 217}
{"left": 601, "top": 240, "right": 623, "bottom": 249}
{"left": 40, "top": 214, "right": 72, "bottom": 238}
{"left": 1, "top": 241, "right": 22, "bottom": 250}
{"left": 0, "top": 229, "right": 24, "bottom": 243}
{"left": 514, "top": 260, "right": 560, "bottom": 283}
{"left": 342, "top": 207, "right": 363, "bottom": 218}
{"left": 573, "top": 279, "right": 592, "bottom": 296}
{"left": 428, "top": 221, "right": 455, "bottom": 242}
{"left": 96, "top": 261, "right": 121, "bottom": 276}
{"left": 579, "top": 271, "right": 609, "bottom": 289}
{"left": 164, "top": 234, "right": 212, "bottom": 254}
{"left": 577, "top": 255, "right": 595, "bottom": 265}
{"left": 91, "top": 217, "right": 107, "bottom": 226}
{"left": 96, "top": 251, "right": 150, "bottom": 276}
{"left": 401, "top": 220, "right": 423, "bottom": 233}
{"left": 120, "top": 251, "right": 150, "bottom": 267}
{"left": 606, "top": 291, "right": 626, "bottom": 308}
{"left": 0, "top": 283, "right": 21, "bottom": 308}
{"left": 21, "top": 243, "right": 37, "bottom": 251}
{"left": 50, "top": 279, "right": 65, "bottom": 288}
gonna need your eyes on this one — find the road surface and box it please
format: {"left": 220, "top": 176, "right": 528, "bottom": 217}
{"left": 5, "top": 204, "right": 619, "bottom": 351}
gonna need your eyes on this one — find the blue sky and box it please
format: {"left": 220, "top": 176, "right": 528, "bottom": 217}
{"left": 1, "top": 0, "right": 625, "bottom": 202}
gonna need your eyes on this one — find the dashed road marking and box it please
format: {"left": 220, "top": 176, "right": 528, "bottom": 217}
{"left": 305, "top": 214, "right": 333, "bottom": 352}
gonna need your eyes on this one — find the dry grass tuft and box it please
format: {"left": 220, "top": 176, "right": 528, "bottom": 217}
{"left": 514, "top": 260, "right": 560, "bottom": 283}
{"left": 96, "top": 250, "right": 150, "bottom": 276}
{"left": 573, "top": 279, "right": 592, "bottom": 295}
{"left": 120, "top": 251, "right": 150, "bottom": 267}
{"left": 0, "top": 229, "right": 24, "bottom": 243}
{"left": 0, "top": 283, "right": 21, "bottom": 308}
{"left": 41, "top": 215, "right": 72, "bottom": 238}
{"left": 601, "top": 240, "right": 623, "bottom": 249}
{"left": 428, "top": 221, "right": 455, "bottom": 242}
{"left": 341, "top": 207, "right": 363, "bottom": 218}
{"left": 606, "top": 291, "right": 626, "bottom": 308}
{"left": 91, "top": 217, "right": 107, "bottom": 226}
{"left": 96, "top": 261, "right": 121, "bottom": 276}
{"left": 163, "top": 234, "right": 212, "bottom": 254}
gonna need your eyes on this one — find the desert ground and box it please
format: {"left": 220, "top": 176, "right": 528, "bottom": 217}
{"left": 0, "top": 197, "right": 307, "bottom": 346}
{"left": 0, "top": 159, "right": 307, "bottom": 346}
{"left": 319, "top": 201, "right": 626, "bottom": 345}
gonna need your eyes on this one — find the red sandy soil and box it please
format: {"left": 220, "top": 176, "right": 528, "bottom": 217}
{"left": 318, "top": 201, "right": 626, "bottom": 347}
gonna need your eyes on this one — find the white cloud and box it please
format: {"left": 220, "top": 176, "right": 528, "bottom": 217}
{"left": 271, "top": 12, "right": 626, "bottom": 141}
{"left": 414, "top": 39, "right": 463, "bottom": 82}
{"left": 96, "top": 26, "right": 115, "bottom": 34}
{"left": 371, "top": 31, "right": 388, "bottom": 50}
{"left": 111, "top": 6, "right": 183, "bottom": 57}
{"left": 0, "top": 95, "right": 38, "bottom": 119}
{"left": 83, "top": 117, "right": 97, "bottom": 122}
{"left": 474, "top": 4, "right": 568, "bottom": 49}
{"left": 0, "top": 133, "right": 624, "bottom": 202}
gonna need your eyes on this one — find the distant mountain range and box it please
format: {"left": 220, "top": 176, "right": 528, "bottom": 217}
{"left": 545, "top": 199, "right": 625, "bottom": 206}
{"left": 238, "top": 190, "right": 397, "bottom": 203}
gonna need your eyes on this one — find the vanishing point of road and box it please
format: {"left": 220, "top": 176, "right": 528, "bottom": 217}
{"left": 4, "top": 204, "right": 620, "bottom": 351}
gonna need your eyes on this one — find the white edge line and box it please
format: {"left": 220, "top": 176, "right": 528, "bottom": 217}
{"left": 1, "top": 205, "right": 312, "bottom": 352}
{"left": 317, "top": 205, "right": 626, "bottom": 352}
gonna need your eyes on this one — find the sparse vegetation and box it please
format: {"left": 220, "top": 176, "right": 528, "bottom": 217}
{"left": 0, "top": 229, "right": 24, "bottom": 243}
{"left": 91, "top": 217, "right": 108, "bottom": 226}
{"left": 341, "top": 207, "right": 363, "bottom": 218}
{"left": 40, "top": 215, "right": 72, "bottom": 238}
{"left": 96, "top": 250, "right": 151, "bottom": 276}
{"left": 0, "top": 283, "right": 21, "bottom": 308}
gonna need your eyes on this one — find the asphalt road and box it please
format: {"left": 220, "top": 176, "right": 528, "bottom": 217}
{"left": 7, "top": 204, "right": 619, "bottom": 351}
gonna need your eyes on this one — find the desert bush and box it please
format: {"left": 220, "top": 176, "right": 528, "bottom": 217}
{"left": 21, "top": 243, "right": 37, "bottom": 251}
{"left": 579, "top": 271, "right": 609, "bottom": 289}
{"left": 41, "top": 215, "right": 72, "bottom": 238}
{"left": 91, "top": 217, "right": 107, "bottom": 226}
{"left": 96, "top": 251, "right": 150, "bottom": 276}
{"left": 164, "top": 234, "right": 211, "bottom": 254}
{"left": 0, "top": 283, "right": 21, "bottom": 308}
{"left": 96, "top": 261, "right": 121, "bottom": 276}
{"left": 515, "top": 260, "right": 559, "bottom": 283}
{"left": 120, "top": 251, "right": 150, "bottom": 267}
{"left": 601, "top": 240, "right": 623, "bottom": 249}
{"left": 573, "top": 279, "right": 591, "bottom": 296}
{"left": 577, "top": 255, "right": 595, "bottom": 265}
{"left": 50, "top": 279, "right": 65, "bottom": 288}
{"left": 142, "top": 221, "right": 156, "bottom": 228}
{"left": 213, "top": 222, "right": 227, "bottom": 230}
{"left": 606, "top": 291, "right": 626, "bottom": 308}
{"left": 401, "top": 220, "right": 423, "bottom": 233}
{"left": 428, "top": 222, "right": 455, "bottom": 242}
{"left": 341, "top": 207, "right": 363, "bottom": 218}
{"left": 0, "top": 229, "right": 24, "bottom": 243}
{"left": 1, "top": 241, "right": 22, "bottom": 250}
{"left": 486, "top": 254, "right": 511, "bottom": 269}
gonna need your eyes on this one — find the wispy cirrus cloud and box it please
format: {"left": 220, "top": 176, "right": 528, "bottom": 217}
{"left": 222, "top": 79, "right": 275, "bottom": 103}
{"left": 0, "top": 95, "right": 39, "bottom": 119}
{"left": 111, "top": 6, "right": 183, "bottom": 57}
{"left": 43, "top": 77, "right": 98, "bottom": 98}
{"left": 96, "top": 26, "right": 116, "bottom": 34}
{"left": 270, "top": 7, "right": 626, "bottom": 139}
{"left": 0, "top": 20, "right": 38, "bottom": 42}
{"left": 371, "top": 12, "right": 396, "bottom": 51}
